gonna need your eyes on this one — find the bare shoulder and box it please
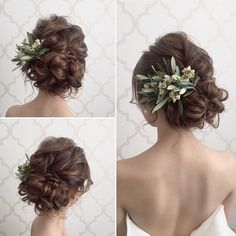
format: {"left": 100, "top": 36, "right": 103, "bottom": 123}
{"left": 207, "top": 149, "right": 236, "bottom": 184}
{"left": 213, "top": 150, "right": 236, "bottom": 171}
{"left": 200, "top": 143, "right": 236, "bottom": 170}
{"left": 5, "top": 105, "right": 21, "bottom": 117}
{"left": 117, "top": 155, "right": 141, "bottom": 181}
{"left": 117, "top": 158, "right": 131, "bottom": 182}
{"left": 218, "top": 151, "right": 236, "bottom": 176}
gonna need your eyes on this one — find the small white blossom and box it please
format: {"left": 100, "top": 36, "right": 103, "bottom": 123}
{"left": 163, "top": 75, "right": 173, "bottom": 84}
{"left": 158, "top": 81, "right": 167, "bottom": 95}
{"left": 169, "top": 90, "right": 181, "bottom": 102}
{"left": 32, "top": 39, "right": 42, "bottom": 50}
{"left": 182, "top": 66, "right": 195, "bottom": 80}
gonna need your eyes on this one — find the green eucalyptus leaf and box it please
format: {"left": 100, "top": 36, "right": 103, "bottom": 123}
{"left": 171, "top": 56, "right": 176, "bottom": 74}
{"left": 157, "top": 89, "right": 168, "bottom": 101}
{"left": 142, "top": 88, "right": 155, "bottom": 93}
{"left": 173, "top": 87, "right": 181, "bottom": 92}
{"left": 151, "top": 76, "right": 162, "bottom": 82}
{"left": 136, "top": 74, "right": 151, "bottom": 81}
{"left": 25, "top": 45, "right": 32, "bottom": 50}
{"left": 185, "top": 86, "right": 194, "bottom": 90}
{"left": 156, "top": 71, "right": 166, "bottom": 77}
{"left": 180, "top": 79, "right": 192, "bottom": 84}
{"left": 179, "top": 87, "right": 187, "bottom": 95}
{"left": 20, "top": 55, "right": 32, "bottom": 61}
{"left": 38, "top": 48, "right": 49, "bottom": 55}
{"left": 138, "top": 91, "right": 150, "bottom": 95}
{"left": 152, "top": 96, "right": 169, "bottom": 113}
{"left": 11, "top": 58, "right": 19, "bottom": 62}
{"left": 27, "top": 32, "right": 33, "bottom": 44}
{"left": 172, "top": 74, "right": 180, "bottom": 80}
{"left": 175, "top": 66, "right": 180, "bottom": 76}
{"left": 167, "top": 84, "right": 176, "bottom": 90}
{"left": 24, "top": 50, "right": 36, "bottom": 56}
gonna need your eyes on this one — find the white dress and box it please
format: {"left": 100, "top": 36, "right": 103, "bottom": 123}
{"left": 126, "top": 205, "right": 236, "bottom": 236}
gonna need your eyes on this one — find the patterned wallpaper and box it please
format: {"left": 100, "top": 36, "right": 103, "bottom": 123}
{"left": 0, "top": 0, "right": 115, "bottom": 117}
{"left": 117, "top": 0, "right": 236, "bottom": 229}
{"left": 0, "top": 118, "right": 115, "bottom": 236}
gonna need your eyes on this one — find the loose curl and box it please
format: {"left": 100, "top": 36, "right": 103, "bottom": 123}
{"left": 132, "top": 32, "right": 228, "bottom": 129}
{"left": 25, "top": 15, "right": 87, "bottom": 97}
{"left": 18, "top": 137, "right": 93, "bottom": 215}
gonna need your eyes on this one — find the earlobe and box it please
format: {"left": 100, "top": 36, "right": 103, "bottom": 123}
{"left": 141, "top": 108, "right": 158, "bottom": 127}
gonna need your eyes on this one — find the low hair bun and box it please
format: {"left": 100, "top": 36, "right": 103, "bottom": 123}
{"left": 25, "top": 15, "right": 87, "bottom": 97}
{"left": 19, "top": 172, "right": 70, "bottom": 214}
{"left": 165, "top": 76, "right": 228, "bottom": 129}
{"left": 18, "top": 137, "right": 93, "bottom": 215}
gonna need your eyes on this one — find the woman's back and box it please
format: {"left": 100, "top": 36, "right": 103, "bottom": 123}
{"left": 6, "top": 91, "right": 74, "bottom": 117}
{"left": 118, "top": 138, "right": 236, "bottom": 236}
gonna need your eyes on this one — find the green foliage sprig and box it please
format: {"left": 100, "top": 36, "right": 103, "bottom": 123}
{"left": 12, "top": 32, "right": 49, "bottom": 72}
{"left": 16, "top": 154, "right": 31, "bottom": 181}
{"left": 135, "top": 56, "right": 200, "bottom": 113}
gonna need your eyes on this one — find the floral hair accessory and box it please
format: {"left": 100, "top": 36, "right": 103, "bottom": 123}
{"left": 12, "top": 32, "right": 49, "bottom": 72}
{"left": 16, "top": 154, "right": 31, "bottom": 181}
{"left": 135, "top": 56, "right": 200, "bottom": 113}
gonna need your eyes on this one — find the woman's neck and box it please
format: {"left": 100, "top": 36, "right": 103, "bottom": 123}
{"left": 30, "top": 90, "right": 73, "bottom": 116}
{"left": 34, "top": 90, "right": 67, "bottom": 105}
{"left": 35, "top": 209, "right": 67, "bottom": 232}
{"left": 154, "top": 112, "right": 199, "bottom": 149}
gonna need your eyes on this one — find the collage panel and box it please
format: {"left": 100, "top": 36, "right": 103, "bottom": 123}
{"left": 0, "top": 0, "right": 115, "bottom": 117}
{"left": 0, "top": 118, "right": 115, "bottom": 235}
{"left": 117, "top": 0, "right": 236, "bottom": 236}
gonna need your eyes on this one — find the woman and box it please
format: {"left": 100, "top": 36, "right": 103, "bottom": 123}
{"left": 7, "top": 15, "right": 87, "bottom": 117}
{"left": 17, "top": 137, "right": 93, "bottom": 236}
{"left": 117, "top": 32, "right": 236, "bottom": 236}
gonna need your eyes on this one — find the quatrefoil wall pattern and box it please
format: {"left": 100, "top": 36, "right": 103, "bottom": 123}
{"left": 117, "top": 0, "right": 236, "bottom": 229}
{"left": 0, "top": 0, "right": 115, "bottom": 117}
{"left": 0, "top": 119, "right": 115, "bottom": 236}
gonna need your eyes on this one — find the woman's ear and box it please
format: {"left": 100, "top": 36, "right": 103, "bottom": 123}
{"left": 140, "top": 104, "right": 158, "bottom": 127}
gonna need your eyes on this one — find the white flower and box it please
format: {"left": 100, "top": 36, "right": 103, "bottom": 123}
{"left": 159, "top": 87, "right": 165, "bottom": 95}
{"left": 158, "top": 81, "right": 167, "bottom": 95}
{"left": 169, "top": 90, "right": 181, "bottom": 102}
{"left": 182, "top": 66, "right": 195, "bottom": 80}
{"left": 32, "top": 39, "right": 42, "bottom": 50}
{"left": 163, "top": 75, "right": 173, "bottom": 84}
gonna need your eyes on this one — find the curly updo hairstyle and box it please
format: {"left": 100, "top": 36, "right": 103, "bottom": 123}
{"left": 132, "top": 32, "right": 228, "bottom": 129}
{"left": 25, "top": 15, "right": 87, "bottom": 97}
{"left": 18, "top": 137, "right": 93, "bottom": 215}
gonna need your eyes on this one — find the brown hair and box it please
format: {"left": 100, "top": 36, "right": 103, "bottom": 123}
{"left": 25, "top": 15, "right": 87, "bottom": 97}
{"left": 132, "top": 32, "right": 228, "bottom": 129}
{"left": 18, "top": 137, "right": 93, "bottom": 215}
